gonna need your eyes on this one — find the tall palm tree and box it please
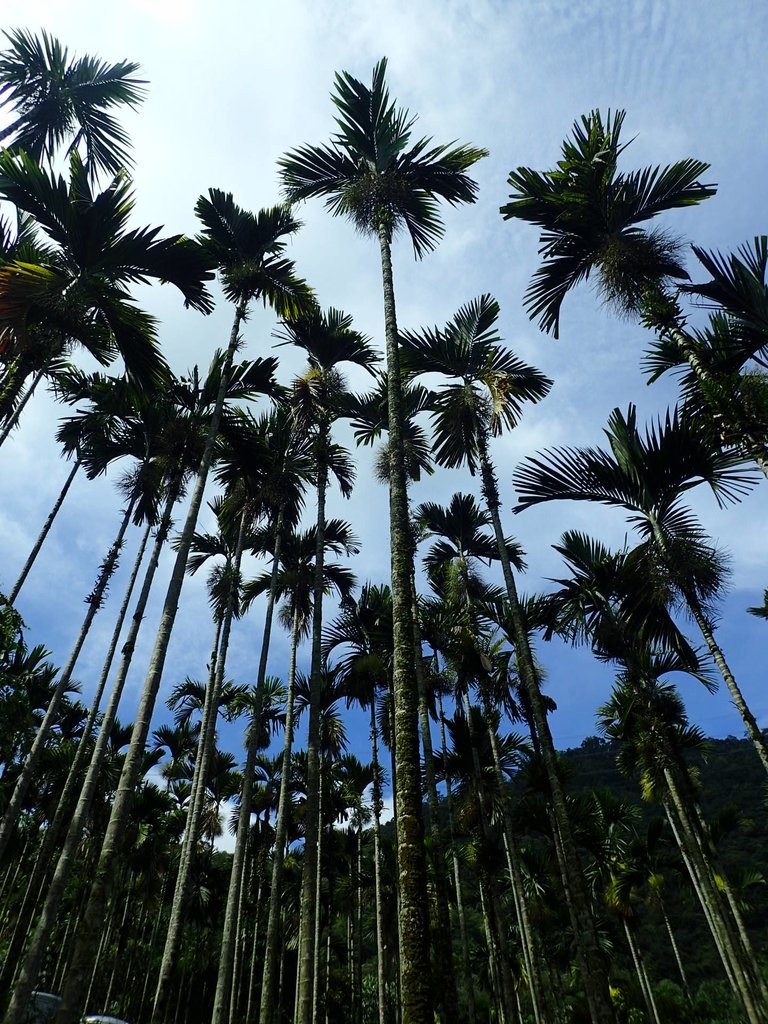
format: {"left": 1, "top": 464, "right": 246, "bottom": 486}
{"left": 500, "top": 109, "right": 714, "bottom": 338}
{"left": 645, "top": 236, "right": 768, "bottom": 473}
{"left": 513, "top": 403, "right": 768, "bottom": 775}
{"left": 597, "top": 654, "right": 768, "bottom": 1023}
{"left": 2, "top": 362, "right": 226, "bottom": 1024}
{"left": 0, "top": 28, "right": 144, "bottom": 177}
{"left": 280, "top": 61, "right": 487, "bottom": 1021}
{"left": 402, "top": 295, "right": 616, "bottom": 1023}
{"left": 275, "top": 305, "right": 376, "bottom": 1024}
{"left": 500, "top": 110, "right": 768, "bottom": 479}
{"left": 324, "top": 583, "right": 394, "bottom": 1024}
{"left": 254, "top": 520, "right": 358, "bottom": 1024}
{"left": 54, "top": 191, "right": 306, "bottom": 1024}
{"left": 0, "top": 150, "right": 214, "bottom": 431}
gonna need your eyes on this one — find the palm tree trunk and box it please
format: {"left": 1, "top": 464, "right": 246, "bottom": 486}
{"left": 658, "top": 900, "right": 693, "bottom": 1003}
{"left": 312, "top": 762, "right": 325, "bottom": 1024}
{"left": 324, "top": 928, "right": 332, "bottom": 1024}
{"left": 102, "top": 873, "right": 133, "bottom": 1013}
{"left": 229, "top": 841, "right": 250, "bottom": 1024}
{"left": 0, "top": 365, "right": 44, "bottom": 448}
{"left": 0, "top": 519, "right": 150, "bottom": 999}
{"left": 462, "top": 694, "right": 517, "bottom": 1024}
{"left": 354, "top": 831, "right": 363, "bottom": 1024}
{"left": 622, "top": 919, "right": 661, "bottom": 1024}
{"left": 377, "top": 223, "right": 433, "bottom": 1023}
{"left": 369, "top": 699, "right": 388, "bottom": 1024}
{"left": 8, "top": 457, "right": 81, "bottom": 605}
{"left": 477, "top": 875, "right": 509, "bottom": 1024}
{"left": 663, "top": 767, "right": 764, "bottom": 1023}
{"left": 476, "top": 427, "right": 615, "bottom": 1024}
{"left": 155, "top": 510, "right": 248, "bottom": 1021}
{"left": 436, "top": 690, "right": 476, "bottom": 1024}
{"left": 662, "top": 795, "right": 739, "bottom": 993}
{"left": 686, "top": 777, "right": 768, "bottom": 1006}
{"left": 212, "top": 506, "right": 286, "bottom": 1024}
{"left": 483, "top": 706, "right": 547, "bottom": 1024}
{"left": 410, "top": 578, "right": 460, "bottom": 1024}
{"left": 55, "top": 297, "right": 248, "bottom": 1024}
{"left": 260, "top": 594, "right": 300, "bottom": 1024}
{"left": 297, "top": 427, "right": 329, "bottom": 1024}
{"left": 245, "top": 876, "right": 264, "bottom": 1024}
{"left": 4, "top": 486, "right": 178, "bottom": 1024}
{"left": 0, "top": 496, "right": 134, "bottom": 865}
{"left": 646, "top": 511, "right": 768, "bottom": 776}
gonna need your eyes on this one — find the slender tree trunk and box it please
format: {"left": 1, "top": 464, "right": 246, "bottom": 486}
{"left": 55, "top": 298, "right": 249, "bottom": 1024}
{"left": 622, "top": 919, "right": 661, "bottom": 1024}
{"left": 663, "top": 796, "right": 739, "bottom": 995}
{"left": 245, "top": 876, "right": 264, "bottom": 1024}
{"left": 659, "top": 900, "right": 693, "bottom": 1003}
{"left": 437, "top": 690, "right": 476, "bottom": 1024}
{"left": 324, "top": 927, "right": 331, "bottom": 1024}
{"left": 483, "top": 706, "right": 547, "bottom": 1024}
{"left": 229, "top": 840, "right": 250, "bottom": 1024}
{"left": 377, "top": 224, "right": 432, "bottom": 1023}
{"left": 462, "top": 694, "right": 517, "bottom": 1024}
{"left": 0, "top": 497, "right": 134, "bottom": 865}
{"left": 477, "top": 428, "right": 615, "bottom": 1024}
{"left": 370, "top": 699, "right": 388, "bottom": 1024}
{"left": 102, "top": 873, "right": 134, "bottom": 1013}
{"left": 410, "top": 578, "right": 460, "bottom": 1024}
{"left": 312, "top": 762, "right": 325, "bottom": 1024}
{"left": 0, "top": 520, "right": 150, "bottom": 1000}
{"left": 477, "top": 876, "right": 507, "bottom": 1024}
{"left": 260, "top": 595, "right": 300, "bottom": 1024}
{"left": 647, "top": 511, "right": 768, "bottom": 776}
{"left": 663, "top": 768, "right": 764, "bottom": 1024}
{"left": 0, "top": 365, "right": 44, "bottom": 448}
{"left": 4, "top": 486, "right": 178, "bottom": 1024}
{"left": 212, "top": 505, "right": 286, "bottom": 1024}
{"left": 354, "top": 831, "right": 363, "bottom": 1024}
{"left": 8, "top": 457, "right": 81, "bottom": 605}
{"left": 155, "top": 511, "right": 248, "bottom": 1021}
{"left": 297, "top": 421, "right": 330, "bottom": 1024}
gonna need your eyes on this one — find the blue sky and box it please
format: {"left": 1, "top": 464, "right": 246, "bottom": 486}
{"left": 1, "top": 1, "right": 767, "bottom": 814}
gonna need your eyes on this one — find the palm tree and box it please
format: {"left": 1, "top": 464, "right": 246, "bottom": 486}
{"left": 275, "top": 305, "right": 376, "bottom": 1024}
{"left": 597, "top": 654, "right": 768, "bottom": 1023}
{"left": 500, "top": 109, "right": 714, "bottom": 338}
{"left": 402, "top": 295, "right": 616, "bottom": 1023}
{"left": 255, "top": 520, "right": 358, "bottom": 1024}
{"left": 154, "top": 411, "right": 311, "bottom": 1023}
{"left": 280, "top": 61, "right": 487, "bottom": 1021}
{"left": 2, "top": 364, "right": 221, "bottom": 1024}
{"left": 500, "top": 110, "right": 768, "bottom": 478}
{"left": 0, "top": 150, "right": 214, "bottom": 431}
{"left": 54, "top": 192, "right": 304, "bottom": 1024}
{"left": 324, "top": 583, "right": 394, "bottom": 1024}
{"left": 513, "top": 403, "right": 768, "bottom": 775}
{"left": 0, "top": 28, "right": 144, "bottom": 177}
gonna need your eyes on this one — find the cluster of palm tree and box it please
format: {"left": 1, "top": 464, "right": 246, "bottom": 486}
{"left": 1, "top": 28, "right": 767, "bottom": 1024}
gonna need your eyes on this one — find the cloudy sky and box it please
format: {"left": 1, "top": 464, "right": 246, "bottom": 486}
{"left": 1, "top": 0, "right": 767, "bottom": 808}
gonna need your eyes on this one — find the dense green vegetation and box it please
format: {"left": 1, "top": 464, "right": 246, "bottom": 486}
{"left": 1, "top": 27, "right": 767, "bottom": 1024}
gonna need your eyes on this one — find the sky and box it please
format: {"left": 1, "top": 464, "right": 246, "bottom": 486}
{"left": 1, "top": 0, "right": 767, "bottom": 825}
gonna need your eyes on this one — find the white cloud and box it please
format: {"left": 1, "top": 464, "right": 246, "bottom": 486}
{"left": 2, "top": 0, "right": 767, "bottom": 757}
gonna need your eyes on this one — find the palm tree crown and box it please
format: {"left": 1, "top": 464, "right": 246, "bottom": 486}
{"left": 400, "top": 293, "right": 552, "bottom": 470}
{"left": 0, "top": 28, "right": 145, "bottom": 177}
{"left": 501, "top": 109, "right": 716, "bottom": 336}
{"left": 279, "top": 57, "right": 488, "bottom": 257}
